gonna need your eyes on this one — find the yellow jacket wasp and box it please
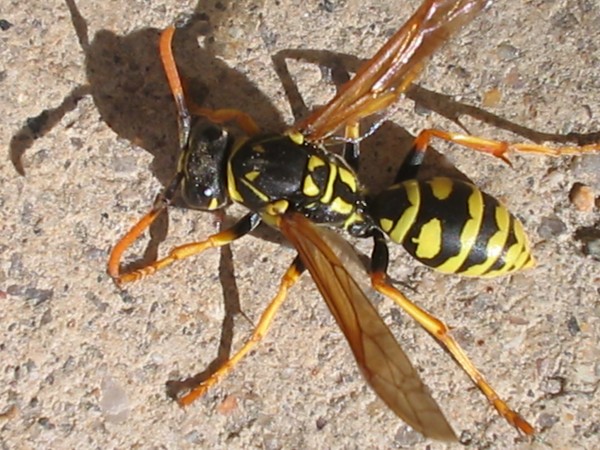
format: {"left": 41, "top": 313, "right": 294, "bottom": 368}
{"left": 107, "top": 0, "right": 598, "bottom": 441}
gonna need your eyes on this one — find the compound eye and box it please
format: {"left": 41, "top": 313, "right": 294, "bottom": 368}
{"left": 202, "top": 125, "right": 226, "bottom": 143}
{"left": 181, "top": 177, "right": 227, "bottom": 211}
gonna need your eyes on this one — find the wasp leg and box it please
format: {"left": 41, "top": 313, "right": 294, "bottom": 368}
{"left": 406, "top": 128, "right": 599, "bottom": 170}
{"left": 187, "top": 105, "right": 261, "bottom": 137}
{"left": 160, "top": 26, "right": 260, "bottom": 137}
{"left": 177, "top": 256, "right": 305, "bottom": 406}
{"left": 343, "top": 121, "right": 361, "bottom": 170}
{"left": 369, "top": 230, "right": 535, "bottom": 435}
{"left": 160, "top": 26, "right": 192, "bottom": 148}
{"left": 329, "top": 58, "right": 360, "bottom": 170}
{"left": 108, "top": 173, "right": 183, "bottom": 280}
{"left": 110, "top": 212, "right": 261, "bottom": 285}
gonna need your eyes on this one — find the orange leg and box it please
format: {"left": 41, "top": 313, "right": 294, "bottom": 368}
{"left": 160, "top": 26, "right": 260, "bottom": 137}
{"left": 371, "top": 270, "right": 534, "bottom": 436}
{"left": 160, "top": 26, "right": 192, "bottom": 148}
{"left": 107, "top": 201, "right": 166, "bottom": 282}
{"left": 187, "top": 105, "right": 261, "bottom": 137}
{"left": 413, "top": 128, "right": 599, "bottom": 166}
{"left": 177, "top": 256, "right": 304, "bottom": 406}
{"left": 107, "top": 172, "right": 183, "bottom": 281}
{"left": 109, "top": 212, "right": 260, "bottom": 285}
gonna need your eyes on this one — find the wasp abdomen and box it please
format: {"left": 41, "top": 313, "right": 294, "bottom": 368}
{"left": 369, "top": 177, "right": 535, "bottom": 277}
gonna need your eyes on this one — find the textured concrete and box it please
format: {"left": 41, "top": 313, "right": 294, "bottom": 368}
{"left": 2, "top": 1, "right": 599, "bottom": 449}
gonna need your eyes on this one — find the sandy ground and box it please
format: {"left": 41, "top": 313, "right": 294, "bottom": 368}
{"left": 2, "top": 1, "right": 599, "bottom": 449}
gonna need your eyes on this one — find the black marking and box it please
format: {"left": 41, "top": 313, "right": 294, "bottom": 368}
{"left": 488, "top": 215, "right": 519, "bottom": 273}
{"left": 456, "top": 194, "right": 503, "bottom": 274}
{"left": 404, "top": 180, "right": 473, "bottom": 269}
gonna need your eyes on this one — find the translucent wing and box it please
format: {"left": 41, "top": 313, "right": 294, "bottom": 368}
{"left": 295, "top": 0, "right": 491, "bottom": 141}
{"left": 279, "top": 213, "right": 456, "bottom": 441}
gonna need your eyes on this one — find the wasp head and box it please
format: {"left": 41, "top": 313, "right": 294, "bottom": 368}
{"left": 178, "top": 121, "right": 231, "bottom": 211}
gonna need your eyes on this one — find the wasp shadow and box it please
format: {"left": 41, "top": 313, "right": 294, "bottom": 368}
{"left": 7, "top": 0, "right": 289, "bottom": 401}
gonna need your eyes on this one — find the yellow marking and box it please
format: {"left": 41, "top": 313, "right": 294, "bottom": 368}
{"left": 302, "top": 174, "right": 320, "bottom": 197}
{"left": 514, "top": 218, "right": 527, "bottom": 247}
{"left": 320, "top": 163, "right": 337, "bottom": 204}
{"left": 245, "top": 170, "right": 260, "bottom": 182}
{"left": 343, "top": 211, "right": 363, "bottom": 230}
{"left": 461, "top": 205, "right": 510, "bottom": 276}
{"left": 227, "top": 162, "right": 244, "bottom": 203}
{"left": 486, "top": 216, "right": 531, "bottom": 277}
{"left": 286, "top": 130, "right": 304, "bottom": 145}
{"left": 260, "top": 212, "right": 279, "bottom": 228}
{"left": 388, "top": 181, "right": 420, "bottom": 244}
{"left": 308, "top": 155, "right": 326, "bottom": 171}
{"left": 330, "top": 197, "right": 354, "bottom": 215}
{"left": 513, "top": 248, "right": 531, "bottom": 271}
{"left": 413, "top": 218, "right": 443, "bottom": 259}
{"left": 225, "top": 138, "right": 251, "bottom": 204}
{"left": 494, "top": 204, "right": 511, "bottom": 241}
{"left": 436, "top": 187, "right": 484, "bottom": 273}
{"left": 230, "top": 136, "right": 248, "bottom": 156}
{"left": 264, "top": 200, "right": 289, "bottom": 217}
{"left": 494, "top": 243, "right": 523, "bottom": 275}
{"left": 338, "top": 167, "right": 357, "bottom": 193}
{"left": 240, "top": 178, "right": 270, "bottom": 202}
{"left": 208, "top": 198, "right": 219, "bottom": 211}
{"left": 379, "top": 218, "right": 394, "bottom": 233}
{"left": 252, "top": 144, "right": 266, "bottom": 153}
{"left": 510, "top": 219, "right": 532, "bottom": 271}
{"left": 523, "top": 253, "right": 536, "bottom": 269}
{"left": 429, "top": 177, "right": 453, "bottom": 200}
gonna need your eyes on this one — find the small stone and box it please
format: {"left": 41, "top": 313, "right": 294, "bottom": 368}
{"left": 394, "top": 425, "right": 423, "bottom": 446}
{"left": 537, "top": 215, "right": 567, "bottom": 238}
{"left": 0, "top": 19, "right": 13, "bottom": 31}
{"left": 538, "top": 413, "right": 559, "bottom": 430}
{"left": 316, "top": 416, "right": 327, "bottom": 430}
{"left": 482, "top": 87, "right": 502, "bottom": 108}
{"left": 583, "top": 237, "right": 600, "bottom": 260}
{"left": 39, "top": 309, "right": 53, "bottom": 326}
{"left": 216, "top": 394, "right": 238, "bottom": 415}
{"left": 459, "top": 430, "right": 473, "bottom": 445}
{"left": 497, "top": 42, "right": 519, "bottom": 60}
{"left": 100, "top": 377, "right": 130, "bottom": 423}
{"left": 569, "top": 183, "right": 595, "bottom": 212}
{"left": 567, "top": 315, "right": 581, "bottom": 336}
{"left": 540, "top": 376, "right": 565, "bottom": 395}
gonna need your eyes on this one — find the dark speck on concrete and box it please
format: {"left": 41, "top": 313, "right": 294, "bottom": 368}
{"left": 0, "top": 19, "right": 13, "bottom": 31}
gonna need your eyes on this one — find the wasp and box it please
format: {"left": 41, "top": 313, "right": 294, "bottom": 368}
{"left": 108, "top": 0, "right": 598, "bottom": 441}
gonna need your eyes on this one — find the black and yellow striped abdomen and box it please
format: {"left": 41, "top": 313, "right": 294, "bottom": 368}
{"left": 368, "top": 177, "right": 535, "bottom": 277}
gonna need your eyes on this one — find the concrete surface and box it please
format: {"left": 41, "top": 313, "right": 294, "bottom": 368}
{"left": 2, "top": 0, "right": 599, "bottom": 449}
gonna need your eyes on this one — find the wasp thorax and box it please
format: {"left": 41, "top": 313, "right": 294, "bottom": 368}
{"left": 179, "top": 122, "right": 231, "bottom": 211}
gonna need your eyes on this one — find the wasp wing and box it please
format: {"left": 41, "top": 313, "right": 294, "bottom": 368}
{"left": 295, "top": 0, "right": 491, "bottom": 141}
{"left": 279, "top": 213, "right": 456, "bottom": 441}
